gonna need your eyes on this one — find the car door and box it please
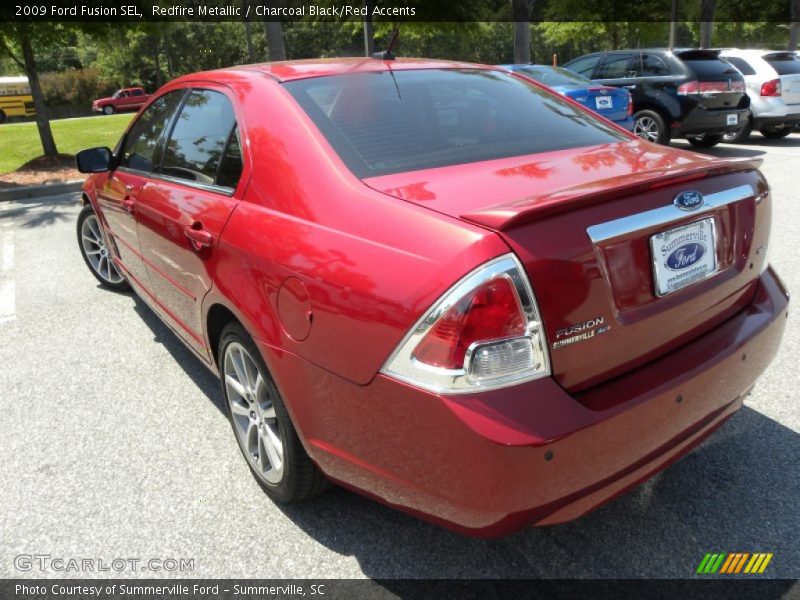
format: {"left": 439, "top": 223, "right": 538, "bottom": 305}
{"left": 134, "top": 87, "right": 244, "bottom": 357}
{"left": 96, "top": 90, "right": 186, "bottom": 288}
{"left": 592, "top": 53, "right": 641, "bottom": 92}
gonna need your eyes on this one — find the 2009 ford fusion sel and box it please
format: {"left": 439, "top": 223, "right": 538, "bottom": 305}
{"left": 75, "top": 58, "right": 789, "bottom": 537}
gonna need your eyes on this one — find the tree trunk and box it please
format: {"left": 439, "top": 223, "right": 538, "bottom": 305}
{"left": 263, "top": 19, "right": 286, "bottom": 61}
{"left": 19, "top": 29, "right": 57, "bottom": 159}
{"left": 512, "top": 0, "right": 535, "bottom": 64}
{"left": 699, "top": 0, "right": 715, "bottom": 48}
{"left": 668, "top": 0, "right": 679, "bottom": 49}
{"left": 244, "top": 0, "right": 256, "bottom": 62}
{"left": 790, "top": 0, "right": 800, "bottom": 51}
{"left": 363, "top": 1, "right": 374, "bottom": 57}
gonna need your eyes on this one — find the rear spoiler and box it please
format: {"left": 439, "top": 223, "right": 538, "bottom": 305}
{"left": 461, "top": 156, "right": 763, "bottom": 231}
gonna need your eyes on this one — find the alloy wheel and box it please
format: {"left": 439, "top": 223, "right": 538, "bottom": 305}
{"left": 224, "top": 342, "right": 284, "bottom": 484}
{"left": 80, "top": 214, "right": 124, "bottom": 285}
{"left": 633, "top": 116, "right": 660, "bottom": 143}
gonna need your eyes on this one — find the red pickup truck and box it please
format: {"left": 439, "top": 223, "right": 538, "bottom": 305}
{"left": 92, "top": 87, "right": 149, "bottom": 115}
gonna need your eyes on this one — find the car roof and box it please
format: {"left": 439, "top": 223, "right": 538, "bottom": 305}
{"left": 214, "top": 57, "right": 497, "bottom": 83}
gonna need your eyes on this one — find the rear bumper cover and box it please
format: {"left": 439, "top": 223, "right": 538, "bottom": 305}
{"left": 261, "top": 267, "right": 788, "bottom": 537}
{"left": 676, "top": 108, "right": 751, "bottom": 137}
{"left": 753, "top": 113, "right": 800, "bottom": 130}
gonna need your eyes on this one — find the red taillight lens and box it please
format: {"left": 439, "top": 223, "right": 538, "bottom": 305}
{"left": 627, "top": 95, "right": 633, "bottom": 116}
{"left": 678, "top": 80, "right": 744, "bottom": 95}
{"left": 412, "top": 277, "right": 525, "bottom": 369}
{"left": 760, "top": 79, "right": 782, "bottom": 97}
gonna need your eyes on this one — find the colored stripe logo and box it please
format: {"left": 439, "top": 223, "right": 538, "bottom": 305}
{"left": 696, "top": 552, "right": 773, "bottom": 574}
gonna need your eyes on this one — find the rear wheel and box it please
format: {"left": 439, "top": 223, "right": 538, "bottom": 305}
{"left": 687, "top": 134, "right": 723, "bottom": 148}
{"left": 0, "top": 109, "right": 6, "bottom": 124}
{"left": 77, "top": 204, "right": 129, "bottom": 291}
{"left": 219, "top": 322, "right": 329, "bottom": 503}
{"left": 102, "top": 105, "right": 114, "bottom": 115}
{"left": 632, "top": 110, "right": 670, "bottom": 145}
{"left": 760, "top": 127, "right": 792, "bottom": 139}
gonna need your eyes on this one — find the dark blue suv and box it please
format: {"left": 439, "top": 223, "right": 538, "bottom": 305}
{"left": 563, "top": 49, "right": 750, "bottom": 147}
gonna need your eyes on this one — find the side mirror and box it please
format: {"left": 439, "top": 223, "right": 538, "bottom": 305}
{"left": 75, "top": 147, "right": 114, "bottom": 173}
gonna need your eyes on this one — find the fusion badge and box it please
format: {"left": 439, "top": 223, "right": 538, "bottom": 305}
{"left": 552, "top": 316, "right": 609, "bottom": 350}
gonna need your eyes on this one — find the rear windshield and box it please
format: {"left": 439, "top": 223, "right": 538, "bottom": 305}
{"left": 680, "top": 57, "right": 742, "bottom": 80}
{"left": 514, "top": 66, "right": 590, "bottom": 86}
{"left": 284, "top": 69, "right": 627, "bottom": 178}
{"left": 764, "top": 54, "right": 800, "bottom": 75}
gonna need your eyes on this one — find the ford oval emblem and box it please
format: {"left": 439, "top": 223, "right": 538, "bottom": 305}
{"left": 674, "top": 190, "right": 704, "bottom": 211}
{"left": 666, "top": 243, "right": 706, "bottom": 270}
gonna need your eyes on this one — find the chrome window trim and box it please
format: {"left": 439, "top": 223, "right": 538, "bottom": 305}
{"left": 586, "top": 184, "right": 754, "bottom": 244}
{"left": 115, "top": 167, "right": 236, "bottom": 198}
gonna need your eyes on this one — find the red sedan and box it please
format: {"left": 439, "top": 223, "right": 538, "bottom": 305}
{"left": 75, "top": 58, "right": 788, "bottom": 537}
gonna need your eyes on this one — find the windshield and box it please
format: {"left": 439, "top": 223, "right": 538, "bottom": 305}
{"left": 515, "top": 66, "right": 591, "bottom": 86}
{"left": 285, "top": 69, "right": 627, "bottom": 178}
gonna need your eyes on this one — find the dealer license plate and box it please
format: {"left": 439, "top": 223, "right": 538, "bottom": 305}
{"left": 727, "top": 113, "right": 738, "bottom": 125}
{"left": 650, "top": 218, "right": 718, "bottom": 297}
{"left": 595, "top": 96, "right": 613, "bottom": 110}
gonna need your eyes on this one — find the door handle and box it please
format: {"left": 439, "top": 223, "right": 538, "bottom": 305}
{"left": 122, "top": 199, "right": 136, "bottom": 214}
{"left": 125, "top": 184, "right": 135, "bottom": 193}
{"left": 184, "top": 224, "right": 213, "bottom": 250}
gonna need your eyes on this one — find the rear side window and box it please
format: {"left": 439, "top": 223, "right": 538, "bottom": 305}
{"left": 565, "top": 55, "right": 602, "bottom": 77}
{"left": 162, "top": 90, "right": 237, "bottom": 186}
{"left": 132, "top": 89, "right": 145, "bottom": 97}
{"left": 765, "top": 55, "right": 800, "bottom": 75}
{"left": 216, "top": 126, "right": 243, "bottom": 190}
{"left": 724, "top": 57, "right": 756, "bottom": 76}
{"left": 285, "top": 69, "right": 627, "bottom": 179}
{"left": 120, "top": 90, "right": 184, "bottom": 173}
{"left": 640, "top": 54, "right": 671, "bottom": 76}
{"left": 595, "top": 54, "right": 640, "bottom": 79}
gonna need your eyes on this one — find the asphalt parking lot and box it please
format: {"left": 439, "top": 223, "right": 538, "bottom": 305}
{"left": 0, "top": 133, "right": 798, "bottom": 580}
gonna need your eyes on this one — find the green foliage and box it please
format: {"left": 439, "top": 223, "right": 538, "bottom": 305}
{"left": 39, "top": 68, "right": 117, "bottom": 108}
{"left": 0, "top": 113, "right": 133, "bottom": 173}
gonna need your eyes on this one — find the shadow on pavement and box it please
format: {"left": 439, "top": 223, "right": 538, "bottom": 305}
{"left": 0, "top": 194, "right": 75, "bottom": 228}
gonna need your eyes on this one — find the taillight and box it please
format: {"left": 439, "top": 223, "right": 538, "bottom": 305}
{"left": 627, "top": 95, "right": 633, "bottom": 116}
{"left": 760, "top": 79, "right": 782, "bottom": 97}
{"left": 382, "top": 254, "right": 550, "bottom": 393}
{"left": 678, "top": 80, "right": 745, "bottom": 95}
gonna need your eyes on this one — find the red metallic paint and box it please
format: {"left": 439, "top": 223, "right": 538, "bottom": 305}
{"left": 81, "top": 59, "right": 789, "bottom": 537}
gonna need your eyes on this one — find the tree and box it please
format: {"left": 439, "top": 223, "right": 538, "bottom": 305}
{"left": 0, "top": 24, "right": 58, "bottom": 158}
{"left": 363, "top": 0, "right": 375, "bottom": 57}
{"left": 699, "top": 0, "right": 715, "bottom": 48}
{"left": 512, "top": 0, "right": 535, "bottom": 63}
{"left": 790, "top": 0, "right": 800, "bottom": 50}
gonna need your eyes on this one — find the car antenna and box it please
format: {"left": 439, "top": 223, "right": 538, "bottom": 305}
{"left": 371, "top": 28, "right": 400, "bottom": 61}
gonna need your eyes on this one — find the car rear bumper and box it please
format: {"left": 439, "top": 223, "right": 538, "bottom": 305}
{"left": 675, "top": 108, "right": 751, "bottom": 137}
{"left": 753, "top": 113, "right": 800, "bottom": 130}
{"left": 261, "top": 266, "right": 788, "bottom": 538}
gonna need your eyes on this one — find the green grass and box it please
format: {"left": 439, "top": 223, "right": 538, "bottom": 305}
{"left": 0, "top": 114, "right": 134, "bottom": 174}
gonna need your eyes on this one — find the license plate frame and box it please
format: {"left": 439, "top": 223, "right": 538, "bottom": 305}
{"left": 650, "top": 218, "right": 718, "bottom": 297}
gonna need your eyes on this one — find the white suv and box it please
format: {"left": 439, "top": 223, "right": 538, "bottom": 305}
{"left": 720, "top": 49, "right": 800, "bottom": 141}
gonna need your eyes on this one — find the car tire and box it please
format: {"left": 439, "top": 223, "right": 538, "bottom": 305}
{"left": 722, "top": 120, "right": 753, "bottom": 143}
{"left": 632, "top": 110, "right": 670, "bottom": 145}
{"left": 102, "top": 105, "right": 115, "bottom": 115}
{"left": 760, "top": 128, "right": 792, "bottom": 139}
{"left": 219, "top": 322, "right": 329, "bottom": 503}
{"left": 77, "top": 204, "right": 130, "bottom": 291}
{"left": 0, "top": 109, "right": 6, "bottom": 124}
{"left": 687, "top": 134, "right": 723, "bottom": 148}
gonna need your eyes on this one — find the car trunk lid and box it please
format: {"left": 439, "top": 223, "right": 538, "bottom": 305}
{"left": 676, "top": 49, "right": 747, "bottom": 111}
{"left": 566, "top": 86, "right": 630, "bottom": 122}
{"left": 364, "top": 141, "right": 770, "bottom": 393}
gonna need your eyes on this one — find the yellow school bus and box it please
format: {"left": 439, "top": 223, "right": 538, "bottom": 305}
{"left": 0, "top": 76, "right": 35, "bottom": 123}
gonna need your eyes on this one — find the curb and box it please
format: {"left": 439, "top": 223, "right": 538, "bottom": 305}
{"left": 0, "top": 180, "right": 84, "bottom": 202}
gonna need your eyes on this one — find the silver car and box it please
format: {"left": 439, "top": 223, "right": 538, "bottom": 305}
{"left": 720, "top": 49, "right": 800, "bottom": 141}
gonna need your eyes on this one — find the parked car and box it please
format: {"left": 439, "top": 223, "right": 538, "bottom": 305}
{"left": 563, "top": 49, "right": 750, "bottom": 147}
{"left": 92, "top": 87, "right": 149, "bottom": 115}
{"left": 719, "top": 49, "right": 800, "bottom": 142}
{"left": 75, "top": 58, "right": 787, "bottom": 537}
{"left": 499, "top": 64, "right": 634, "bottom": 130}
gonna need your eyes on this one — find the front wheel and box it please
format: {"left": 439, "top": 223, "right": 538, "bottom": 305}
{"left": 219, "top": 322, "right": 329, "bottom": 503}
{"left": 760, "top": 128, "right": 792, "bottom": 139}
{"left": 77, "top": 204, "right": 129, "bottom": 291}
{"left": 687, "top": 134, "right": 723, "bottom": 148}
{"left": 0, "top": 109, "right": 6, "bottom": 124}
{"left": 102, "top": 105, "right": 115, "bottom": 115}
{"left": 632, "top": 110, "right": 670, "bottom": 145}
